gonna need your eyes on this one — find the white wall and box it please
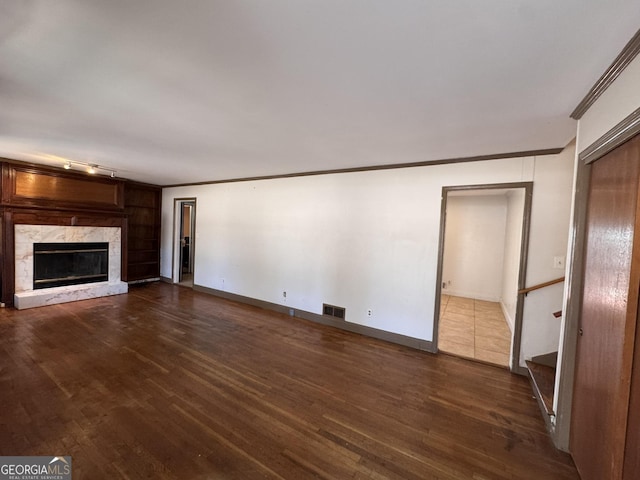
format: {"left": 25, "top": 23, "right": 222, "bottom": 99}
{"left": 442, "top": 195, "right": 507, "bottom": 301}
{"left": 519, "top": 142, "right": 575, "bottom": 364}
{"left": 161, "top": 153, "right": 573, "bottom": 346}
{"left": 501, "top": 189, "right": 525, "bottom": 331}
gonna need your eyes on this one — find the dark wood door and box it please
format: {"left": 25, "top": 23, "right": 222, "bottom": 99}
{"left": 571, "top": 134, "right": 640, "bottom": 479}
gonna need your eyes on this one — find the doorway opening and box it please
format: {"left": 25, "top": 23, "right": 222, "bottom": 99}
{"left": 434, "top": 183, "right": 532, "bottom": 371}
{"left": 173, "top": 198, "right": 196, "bottom": 287}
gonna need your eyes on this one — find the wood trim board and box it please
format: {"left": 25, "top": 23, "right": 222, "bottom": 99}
{"left": 580, "top": 107, "right": 640, "bottom": 165}
{"left": 162, "top": 149, "right": 562, "bottom": 188}
{"left": 571, "top": 28, "right": 640, "bottom": 120}
{"left": 193, "top": 284, "right": 434, "bottom": 352}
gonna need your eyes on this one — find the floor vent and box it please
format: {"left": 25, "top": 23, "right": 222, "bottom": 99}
{"left": 323, "top": 303, "right": 346, "bottom": 319}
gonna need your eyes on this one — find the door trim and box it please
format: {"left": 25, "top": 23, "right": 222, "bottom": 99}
{"left": 567, "top": 137, "right": 640, "bottom": 477}
{"left": 433, "top": 181, "right": 533, "bottom": 374}
{"left": 580, "top": 106, "right": 640, "bottom": 164}
{"left": 172, "top": 197, "right": 197, "bottom": 284}
{"left": 553, "top": 158, "right": 591, "bottom": 451}
{"left": 554, "top": 107, "right": 640, "bottom": 451}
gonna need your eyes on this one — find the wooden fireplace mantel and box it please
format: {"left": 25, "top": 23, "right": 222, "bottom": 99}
{"left": 0, "top": 158, "right": 161, "bottom": 306}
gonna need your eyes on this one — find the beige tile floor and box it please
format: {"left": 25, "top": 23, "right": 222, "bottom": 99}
{"left": 438, "top": 295, "right": 512, "bottom": 367}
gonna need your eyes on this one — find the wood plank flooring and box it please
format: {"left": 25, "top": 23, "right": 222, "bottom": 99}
{"left": 0, "top": 283, "right": 578, "bottom": 479}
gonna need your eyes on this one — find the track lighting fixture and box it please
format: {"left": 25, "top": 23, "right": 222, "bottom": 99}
{"left": 58, "top": 160, "right": 116, "bottom": 178}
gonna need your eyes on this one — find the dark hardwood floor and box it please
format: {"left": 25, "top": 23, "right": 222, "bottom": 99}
{"left": 0, "top": 283, "right": 578, "bottom": 479}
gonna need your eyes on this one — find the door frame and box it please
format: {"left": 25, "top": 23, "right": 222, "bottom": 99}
{"left": 172, "top": 197, "right": 197, "bottom": 284}
{"left": 433, "top": 181, "right": 533, "bottom": 373}
{"left": 566, "top": 134, "right": 640, "bottom": 478}
{"left": 554, "top": 109, "right": 640, "bottom": 452}
{"left": 180, "top": 201, "right": 196, "bottom": 278}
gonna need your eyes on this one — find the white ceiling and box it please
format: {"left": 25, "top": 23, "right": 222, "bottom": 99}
{"left": 1, "top": 1, "right": 639, "bottom": 186}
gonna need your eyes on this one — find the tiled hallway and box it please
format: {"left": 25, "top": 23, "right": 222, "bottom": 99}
{"left": 438, "top": 295, "right": 512, "bottom": 367}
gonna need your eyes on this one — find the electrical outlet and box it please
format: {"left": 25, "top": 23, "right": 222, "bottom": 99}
{"left": 283, "top": 291, "right": 287, "bottom": 298}
{"left": 367, "top": 309, "right": 372, "bottom": 317}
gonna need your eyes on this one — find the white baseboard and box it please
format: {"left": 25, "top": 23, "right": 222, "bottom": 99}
{"left": 441, "top": 288, "right": 500, "bottom": 303}
{"left": 500, "top": 301, "right": 515, "bottom": 333}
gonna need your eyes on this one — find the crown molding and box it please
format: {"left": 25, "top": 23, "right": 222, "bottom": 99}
{"left": 162, "top": 147, "right": 563, "bottom": 188}
{"left": 571, "top": 28, "right": 640, "bottom": 120}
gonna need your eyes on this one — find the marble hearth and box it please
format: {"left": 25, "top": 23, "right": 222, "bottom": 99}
{"left": 14, "top": 225, "right": 128, "bottom": 309}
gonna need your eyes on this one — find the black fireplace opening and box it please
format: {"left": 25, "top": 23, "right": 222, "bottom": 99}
{"left": 33, "top": 242, "right": 109, "bottom": 290}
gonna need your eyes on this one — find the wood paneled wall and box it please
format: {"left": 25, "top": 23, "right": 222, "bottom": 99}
{"left": 0, "top": 159, "right": 161, "bottom": 305}
{"left": 2, "top": 164, "right": 124, "bottom": 210}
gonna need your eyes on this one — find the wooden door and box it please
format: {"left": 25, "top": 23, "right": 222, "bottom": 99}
{"left": 571, "top": 134, "right": 640, "bottom": 479}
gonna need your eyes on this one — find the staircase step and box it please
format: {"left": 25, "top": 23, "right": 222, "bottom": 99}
{"left": 530, "top": 351, "right": 557, "bottom": 368}
{"left": 526, "top": 359, "right": 556, "bottom": 418}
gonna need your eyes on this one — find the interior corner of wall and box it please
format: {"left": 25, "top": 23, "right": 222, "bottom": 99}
{"left": 565, "top": 136, "right": 577, "bottom": 151}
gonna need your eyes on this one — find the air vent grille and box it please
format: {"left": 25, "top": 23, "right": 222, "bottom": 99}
{"left": 323, "top": 303, "right": 345, "bottom": 319}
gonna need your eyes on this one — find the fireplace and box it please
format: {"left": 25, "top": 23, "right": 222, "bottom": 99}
{"left": 14, "top": 225, "right": 128, "bottom": 310}
{"left": 33, "top": 242, "right": 109, "bottom": 289}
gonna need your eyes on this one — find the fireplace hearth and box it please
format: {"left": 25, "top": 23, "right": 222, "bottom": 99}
{"left": 33, "top": 242, "right": 109, "bottom": 289}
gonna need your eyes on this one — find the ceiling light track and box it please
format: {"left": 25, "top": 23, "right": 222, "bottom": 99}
{"left": 59, "top": 160, "right": 116, "bottom": 178}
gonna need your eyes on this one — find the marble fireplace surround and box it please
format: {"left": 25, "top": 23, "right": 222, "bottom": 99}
{"left": 14, "top": 225, "right": 128, "bottom": 309}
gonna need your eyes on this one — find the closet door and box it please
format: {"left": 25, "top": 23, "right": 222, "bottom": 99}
{"left": 571, "top": 133, "right": 640, "bottom": 480}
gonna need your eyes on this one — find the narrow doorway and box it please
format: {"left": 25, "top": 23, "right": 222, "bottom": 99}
{"left": 434, "top": 183, "right": 532, "bottom": 371}
{"left": 173, "top": 198, "right": 196, "bottom": 287}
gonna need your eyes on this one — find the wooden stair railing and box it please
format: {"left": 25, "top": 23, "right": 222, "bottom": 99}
{"left": 518, "top": 276, "right": 565, "bottom": 429}
{"left": 518, "top": 277, "right": 565, "bottom": 296}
